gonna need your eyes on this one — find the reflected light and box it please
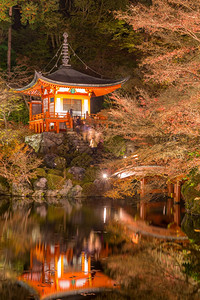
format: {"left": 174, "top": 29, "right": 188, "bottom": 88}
{"left": 58, "top": 256, "right": 61, "bottom": 278}
{"left": 103, "top": 207, "right": 107, "bottom": 223}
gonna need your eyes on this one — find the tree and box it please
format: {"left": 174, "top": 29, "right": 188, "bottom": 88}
{"left": 94, "top": 0, "right": 200, "bottom": 179}
{"left": 100, "top": 89, "right": 200, "bottom": 180}
{"left": 0, "top": 141, "right": 42, "bottom": 187}
{"left": 0, "top": 0, "right": 59, "bottom": 74}
{"left": 116, "top": 0, "right": 200, "bottom": 91}
{"left": 0, "top": 79, "right": 23, "bottom": 129}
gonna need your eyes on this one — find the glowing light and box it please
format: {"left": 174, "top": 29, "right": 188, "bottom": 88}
{"left": 103, "top": 173, "right": 108, "bottom": 179}
{"left": 56, "top": 97, "right": 61, "bottom": 112}
{"left": 57, "top": 256, "right": 61, "bottom": 278}
{"left": 59, "top": 280, "right": 70, "bottom": 289}
{"left": 83, "top": 99, "right": 88, "bottom": 114}
{"left": 103, "top": 207, "right": 107, "bottom": 223}
{"left": 84, "top": 255, "right": 88, "bottom": 274}
{"left": 76, "top": 279, "right": 87, "bottom": 287}
{"left": 123, "top": 155, "right": 127, "bottom": 158}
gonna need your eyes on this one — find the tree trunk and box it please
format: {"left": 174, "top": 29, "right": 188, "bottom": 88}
{"left": 7, "top": 7, "right": 12, "bottom": 77}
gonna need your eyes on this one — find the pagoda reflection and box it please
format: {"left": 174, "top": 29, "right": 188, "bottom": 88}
{"left": 18, "top": 236, "right": 114, "bottom": 299}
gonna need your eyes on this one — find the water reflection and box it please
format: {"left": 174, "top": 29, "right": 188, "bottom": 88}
{"left": 19, "top": 242, "right": 114, "bottom": 299}
{"left": 117, "top": 198, "right": 187, "bottom": 240}
{"left": 0, "top": 197, "right": 188, "bottom": 299}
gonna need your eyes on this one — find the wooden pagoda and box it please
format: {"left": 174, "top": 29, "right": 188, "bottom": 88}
{"left": 14, "top": 33, "right": 128, "bottom": 133}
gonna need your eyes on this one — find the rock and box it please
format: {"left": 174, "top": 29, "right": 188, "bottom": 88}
{"left": 46, "top": 174, "right": 65, "bottom": 190}
{"left": 12, "top": 182, "right": 33, "bottom": 197}
{"left": 25, "top": 134, "right": 42, "bottom": 152}
{"left": 46, "top": 190, "right": 60, "bottom": 198}
{"left": 59, "top": 179, "right": 73, "bottom": 196}
{"left": 35, "top": 168, "right": 46, "bottom": 177}
{"left": 54, "top": 156, "right": 66, "bottom": 170}
{"left": 32, "top": 190, "right": 45, "bottom": 201}
{"left": 68, "top": 166, "right": 85, "bottom": 180}
{"left": 34, "top": 177, "right": 47, "bottom": 190}
{"left": 126, "top": 141, "right": 136, "bottom": 155}
{"left": 47, "top": 169, "right": 63, "bottom": 177}
{"left": 57, "top": 144, "right": 70, "bottom": 156}
{"left": 69, "top": 185, "right": 83, "bottom": 198}
{"left": 40, "top": 132, "right": 65, "bottom": 153}
{"left": 40, "top": 138, "right": 56, "bottom": 153}
{"left": 44, "top": 154, "right": 57, "bottom": 168}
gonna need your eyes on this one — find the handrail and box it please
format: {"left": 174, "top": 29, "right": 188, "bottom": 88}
{"left": 31, "top": 112, "right": 71, "bottom": 120}
{"left": 31, "top": 112, "right": 108, "bottom": 122}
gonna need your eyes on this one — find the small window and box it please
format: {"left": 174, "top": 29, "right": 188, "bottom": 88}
{"left": 50, "top": 97, "right": 54, "bottom": 103}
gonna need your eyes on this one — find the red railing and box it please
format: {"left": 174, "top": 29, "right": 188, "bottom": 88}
{"left": 31, "top": 112, "right": 72, "bottom": 120}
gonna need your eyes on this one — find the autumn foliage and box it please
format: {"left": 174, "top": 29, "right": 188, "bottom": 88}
{"left": 0, "top": 141, "right": 42, "bottom": 187}
{"left": 98, "top": 0, "right": 200, "bottom": 180}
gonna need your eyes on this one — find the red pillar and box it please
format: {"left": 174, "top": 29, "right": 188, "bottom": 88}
{"left": 140, "top": 201, "right": 147, "bottom": 220}
{"left": 174, "top": 203, "right": 181, "bottom": 225}
{"left": 167, "top": 182, "right": 174, "bottom": 198}
{"left": 56, "top": 121, "right": 59, "bottom": 133}
{"left": 174, "top": 181, "right": 181, "bottom": 203}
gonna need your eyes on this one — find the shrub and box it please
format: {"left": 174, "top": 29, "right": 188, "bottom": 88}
{"left": 104, "top": 136, "right": 126, "bottom": 157}
{"left": 82, "top": 182, "right": 96, "bottom": 196}
{"left": 83, "top": 166, "right": 100, "bottom": 183}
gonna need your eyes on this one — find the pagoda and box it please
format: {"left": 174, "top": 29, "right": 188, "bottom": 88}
{"left": 14, "top": 33, "right": 128, "bottom": 133}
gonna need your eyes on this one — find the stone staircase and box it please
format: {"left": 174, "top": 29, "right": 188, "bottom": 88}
{"left": 67, "top": 132, "right": 92, "bottom": 154}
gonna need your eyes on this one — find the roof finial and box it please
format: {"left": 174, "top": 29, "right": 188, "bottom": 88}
{"left": 61, "top": 32, "right": 71, "bottom": 67}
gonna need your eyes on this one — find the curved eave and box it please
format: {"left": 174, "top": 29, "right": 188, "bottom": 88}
{"left": 13, "top": 71, "right": 129, "bottom": 96}
{"left": 13, "top": 72, "right": 39, "bottom": 94}
{"left": 37, "top": 71, "right": 129, "bottom": 88}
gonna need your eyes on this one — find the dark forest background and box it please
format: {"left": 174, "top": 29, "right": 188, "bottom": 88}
{"left": 0, "top": 0, "right": 151, "bottom": 94}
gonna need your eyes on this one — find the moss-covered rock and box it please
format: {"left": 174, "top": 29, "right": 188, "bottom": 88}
{"left": 182, "top": 214, "right": 200, "bottom": 243}
{"left": 54, "top": 156, "right": 66, "bottom": 170}
{"left": 46, "top": 174, "right": 65, "bottom": 190}
{"left": 47, "top": 169, "right": 63, "bottom": 177}
{"left": 33, "top": 177, "right": 47, "bottom": 190}
{"left": 35, "top": 168, "right": 46, "bottom": 178}
{"left": 68, "top": 185, "right": 83, "bottom": 198}
{"left": 82, "top": 182, "right": 96, "bottom": 196}
{"left": 25, "top": 133, "right": 42, "bottom": 152}
{"left": 182, "top": 169, "right": 200, "bottom": 214}
{"left": 70, "top": 153, "right": 92, "bottom": 168}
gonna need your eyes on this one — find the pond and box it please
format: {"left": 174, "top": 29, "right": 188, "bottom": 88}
{"left": 0, "top": 196, "right": 192, "bottom": 299}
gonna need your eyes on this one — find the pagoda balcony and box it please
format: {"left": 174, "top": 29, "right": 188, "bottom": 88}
{"left": 30, "top": 111, "right": 73, "bottom": 121}
{"left": 29, "top": 111, "right": 73, "bottom": 133}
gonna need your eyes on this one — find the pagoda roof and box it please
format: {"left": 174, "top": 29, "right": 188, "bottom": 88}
{"left": 14, "top": 66, "right": 128, "bottom": 96}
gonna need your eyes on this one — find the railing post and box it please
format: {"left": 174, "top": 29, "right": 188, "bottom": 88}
{"left": 56, "top": 121, "right": 59, "bottom": 133}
